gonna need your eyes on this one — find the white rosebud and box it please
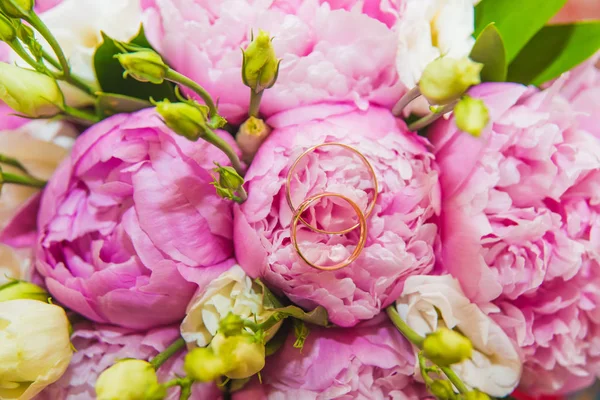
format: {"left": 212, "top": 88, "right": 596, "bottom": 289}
{"left": 396, "top": 275, "right": 522, "bottom": 397}
{"left": 0, "top": 299, "right": 73, "bottom": 399}
{"left": 395, "top": 0, "right": 478, "bottom": 89}
{"left": 181, "top": 265, "right": 275, "bottom": 348}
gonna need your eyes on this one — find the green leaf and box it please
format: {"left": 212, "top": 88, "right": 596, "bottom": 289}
{"left": 507, "top": 21, "right": 600, "bottom": 85}
{"left": 292, "top": 319, "right": 310, "bottom": 350}
{"left": 264, "top": 320, "right": 291, "bottom": 356}
{"left": 93, "top": 26, "right": 176, "bottom": 102}
{"left": 469, "top": 23, "right": 507, "bottom": 82}
{"left": 95, "top": 92, "right": 151, "bottom": 119}
{"left": 255, "top": 278, "right": 329, "bottom": 327}
{"left": 474, "top": 0, "right": 568, "bottom": 62}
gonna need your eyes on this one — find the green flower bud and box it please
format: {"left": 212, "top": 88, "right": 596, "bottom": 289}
{"left": 430, "top": 380, "right": 456, "bottom": 400}
{"left": 155, "top": 100, "right": 208, "bottom": 141}
{"left": 0, "top": 13, "right": 16, "bottom": 42}
{"left": 215, "top": 163, "right": 244, "bottom": 191}
{"left": 242, "top": 30, "right": 280, "bottom": 93}
{"left": 454, "top": 95, "right": 489, "bottom": 137}
{"left": 219, "top": 312, "right": 245, "bottom": 337}
{"left": 462, "top": 390, "right": 491, "bottom": 400}
{"left": 95, "top": 359, "right": 166, "bottom": 400}
{"left": 237, "top": 116, "right": 271, "bottom": 163}
{"left": 0, "top": 0, "right": 33, "bottom": 18}
{"left": 419, "top": 57, "right": 483, "bottom": 105}
{"left": 0, "top": 280, "right": 49, "bottom": 302}
{"left": 115, "top": 51, "right": 168, "bottom": 85}
{"left": 0, "top": 62, "right": 64, "bottom": 117}
{"left": 423, "top": 327, "right": 473, "bottom": 367}
{"left": 184, "top": 347, "right": 227, "bottom": 382}
{"left": 211, "top": 332, "right": 266, "bottom": 380}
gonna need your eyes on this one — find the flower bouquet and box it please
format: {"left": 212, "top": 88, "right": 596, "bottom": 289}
{"left": 0, "top": 0, "right": 599, "bottom": 399}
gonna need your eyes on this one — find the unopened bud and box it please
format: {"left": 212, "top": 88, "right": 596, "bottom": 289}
{"left": 215, "top": 163, "right": 244, "bottom": 191}
{"left": 462, "top": 390, "right": 491, "bottom": 400}
{"left": 423, "top": 327, "right": 473, "bottom": 367}
{"left": 0, "top": 62, "right": 64, "bottom": 117}
{"left": 116, "top": 51, "right": 168, "bottom": 85}
{"left": 237, "top": 116, "right": 271, "bottom": 163}
{"left": 454, "top": 95, "right": 489, "bottom": 137}
{"left": 155, "top": 100, "right": 207, "bottom": 141}
{"left": 430, "top": 380, "right": 456, "bottom": 400}
{"left": 96, "top": 359, "right": 165, "bottom": 400}
{"left": 0, "top": 280, "right": 49, "bottom": 302}
{"left": 211, "top": 332, "right": 265, "bottom": 380}
{"left": 242, "top": 30, "right": 280, "bottom": 93}
{"left": 0, "top": 13, "right": 16, "bottom": 42}
{"left": 219, "top": 313, "right": 245, "bottom": 337}
{"left": 184, "top": 347, "right": 227, "bottom": 382}
{"left": 419, "top": 57, "right": 482, "bottom": 105}
{"left": 0, "top": 0, "right": 33, "bottom": 18}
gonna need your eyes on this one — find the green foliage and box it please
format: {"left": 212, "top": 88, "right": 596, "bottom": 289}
{"left": 93, "top": 26, "right": 176, "bottom": 102}
{"left": 508, "top": 21, "right": 600, "bottom": 85}
{"left": 469, "top": 23, "right": 506, "bottom": 82}
{"left": 474, "top": 0, "right": 567, "bottom": 62}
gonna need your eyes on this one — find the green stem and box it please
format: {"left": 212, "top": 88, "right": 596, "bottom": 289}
{"left": 178, "top": 378, "right": 193, "bottom": 400}
{"left": 418, "top": 352, "right": 435, "bottom": 387}
{"left": 165, "top": 69, "right": 218, "bottom": 120}
{"left": 236, "top": 186, "right": 248, "bottom": 203}
{"left": 386, "top": 306, "right": 425, "bottom": 348}
{"left": 201, "top": 126, "right": 245, "bottom": 177}
{"left": 392, "top": 86, "right": 421, "bottom": 116}
{"left": 408, "top": 101, "right": 457, "bottom": 131}
{"left": 2, "top": 172, "right": 46, "bottom": 188}
{"left": 26, "top": 12, "right": 70, "bottom": 79}
{"left": 62, "top": 106, "right": 99, "bottom": 125}
{"left": 0, "top": 154, "right": 29, "bottom": 174}
{"left": 8, "top": 40, "right": 42, "bottom": 70}
{"left": 150, "top": 338, "right": 186, "bottom": 370}
{"left": 248, "top": 89, "right": 263, "bottom": 118}
{"left": 42, "top": 50, "right": 96, "bottom": 96}
{"left": 440, "top": 366, "right": 470, "bottom": 394}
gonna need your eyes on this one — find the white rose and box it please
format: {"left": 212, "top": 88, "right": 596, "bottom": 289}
{"left": 0, "top": 299, "right": 73, "bottom": 400}
{"left": 396, "top": 0, "right": 478, "bottom": 89}
{"left": 181, "top": 265, "right": 274, "bottom": 348}
{"left": 396, "top": 275, "right": 522, "bottom": 397}
{"left": 12, "top": 0, "right": 142, "bottom": 105}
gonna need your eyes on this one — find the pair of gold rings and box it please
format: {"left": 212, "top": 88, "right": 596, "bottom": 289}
{"left": 284, "top": 143, "right": 379, "bottom": 271}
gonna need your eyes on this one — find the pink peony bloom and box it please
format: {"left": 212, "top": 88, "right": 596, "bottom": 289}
{"left": 234, "top": 103, "right": 440, "bottom": 327}
{"left": 431, "top": 81, "right": 600, "bottom": 394}
{"left": 552, "top": 0, "right": 600, "bottom": 23}
{"left": 36, "top": 323, "right": 222, "bottom": 400}
{"left": 141, "top": 0, "right": 405, "bottom": 124}
{"left": 556, "top": 53, "right": 600, "bottom": 137}
{"left": 232, "top": 316, "right": 426, "bottom": 399}
{"left": 36, "top": 108, "right": 239, "bottom": 329}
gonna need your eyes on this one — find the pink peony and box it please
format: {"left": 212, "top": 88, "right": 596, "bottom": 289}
{"left": 556, "top": 53, "right": 600, "bottom": 137}
{"left": 234, "top": 103, "right": 440, "bottom": 327}
{"left": 232, "top": 316, "right": 426, "bottom": 399}
{"left": 552, "top": 0, "right": 600, "bottom": 23}
{"left": 141, "top": 0, "right": 405, "bottom": 124}
{"left": 431, "top": 82, "right": 600, "bottom": 394}
{"left": 35, "top": 323, "right": 222, "bottom": 400}
{"left": 36, "top": 108, "right": 239, "bottom": 329}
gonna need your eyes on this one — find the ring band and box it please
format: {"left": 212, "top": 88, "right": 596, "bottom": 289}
{"left": 291, "top": 192, "right": 367, "bottom": 271}
{"left": 285, "top": 142, "right": 378, "bottom": 235}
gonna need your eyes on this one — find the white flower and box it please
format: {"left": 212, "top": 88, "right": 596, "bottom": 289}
{"left": 181, "top": 265, "right": 273, "bottom": 348}
{"left": 396, "top": 0, "right": 478, "bottom": 89}
{"left": 12, "top": 0, "right": 141, "bottom": 105}
{"left": 0, "top": 299, "right": 73, "bottom": 399}
{"left": 396, "top": 275, "right": 522, "bottom": 397}
{"left": 0, "top": 245, "right": 32, "bottom": 286}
